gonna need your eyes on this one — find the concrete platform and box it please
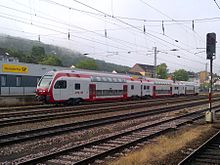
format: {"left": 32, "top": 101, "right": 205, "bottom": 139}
{"left": 0, "top": 95, "right": 39, "bottom": 107}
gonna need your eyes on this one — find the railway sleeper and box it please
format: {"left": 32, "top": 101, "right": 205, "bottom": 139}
{"left": 91, "top": 145, "right": 112, "bottom": 150}
{"left": 60, "top": 155, "right": 84, "bottom": 162}
{"left": 94, "top": 159, "right": 105, "bottom": 164}
{"left": 82, "top": 147, "right": 103, "bottom": 153}
{"left": 203, "top": 151, "right": 220, "bottom": 156}
{"left": 108, "top": 140, "right": 126, "bottom": 145}
{"left": 102, "top": 142, "right": 121, "bottom": 147}
{"left": 61, "top": 155, "right": 79, "bottom": 161}
{"left": 193, "top": 158, "right": 220, "bottom": 164}
{"left": 197, "top": 155, "right": 220, "bottom": 160}
{"left": 47, "top": 159, "right": 72, "bottom": 165}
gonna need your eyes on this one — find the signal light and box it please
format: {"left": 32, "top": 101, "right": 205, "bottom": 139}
{"left": 206, "top": 33, "right": 216, "bottom": 59}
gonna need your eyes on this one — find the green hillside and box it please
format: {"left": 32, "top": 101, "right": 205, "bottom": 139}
{"left": 0, "top": 35, "right": 130, "bottom": 73}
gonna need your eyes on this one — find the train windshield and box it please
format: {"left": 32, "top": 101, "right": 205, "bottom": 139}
{"left": 38, "top": 75, "right": 53, "bottom": 88}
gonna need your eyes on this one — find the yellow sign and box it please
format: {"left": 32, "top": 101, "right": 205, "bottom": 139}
{"left": 2, "top": 64, "right": 28, "bottom": 73}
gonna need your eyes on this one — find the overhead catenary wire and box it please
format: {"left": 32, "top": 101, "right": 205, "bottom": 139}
{"left": 1, "top": 0, "right": 217, "bottom": 71}
{"left": 0, "top": 3, "right": 152, "bottom": 51}
{"left": 214, "top": 0, "right": 220, "bottom": 10}
{"left": 71, "top": 0, "right": 219, "bottom": 70}
{"left": 33, "top": 0, "right": 206, "bottom": 58}
{"left": 71, "top": 0, "right": 199, "bottom": 54}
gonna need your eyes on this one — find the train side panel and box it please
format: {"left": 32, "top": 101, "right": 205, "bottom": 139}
{"left": 93, "top": 81, "right": 126, "bottom": 100}
{"left": 127, "top": 80, "right": 141, "bottom": 98}
{"left": 142, "top": 81, "right": 153, "bottom": 97}
{"left": 153, "top": 84, "right": 172, "bottom": 97}
{"left": 52, "top": 77, "right": 90, "bottom": 102}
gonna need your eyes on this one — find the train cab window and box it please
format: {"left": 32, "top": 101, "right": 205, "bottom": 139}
{"left": 131, "top": 85, "right": 134, "bottom": 90}
{"left": 75, "top": 83, "right": 80, "bottom": 90}
{"left": 1, "top": 76, "right": 6, "bottom": 87}
{"left": 54, "top": 80, "right": 67, "bottom": 89}
{"left": 16, "top": 76, "right": 22, "bottom": 87}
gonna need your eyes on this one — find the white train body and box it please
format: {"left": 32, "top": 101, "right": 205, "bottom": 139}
{"left": 36, "top": 70, "right": 199, "bottom": 104}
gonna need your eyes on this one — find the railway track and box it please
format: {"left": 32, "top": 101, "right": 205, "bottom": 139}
{"left": 178, "top": 130, "right": 220, "bottom": 165}
{"left": 10, "top": 107, "right": 220, "bottom": 165}
{"left": 0, "top": 96, "right": 218, "bottom": 127}
{"left": 1, "top": 99, "right": 217, "bottom": 146}
{"left": 0, "top": 96, "right": 206, "bottom": 117}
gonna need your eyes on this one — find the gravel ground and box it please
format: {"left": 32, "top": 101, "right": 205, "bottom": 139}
{"left": 150, "top": 121, "right": 220, "bottom": 165}
{"left": 1, "top": 102, "right": 219, "bottom": 163}
{"left": 0, "top": 99, "right": 205, "bottom": 134}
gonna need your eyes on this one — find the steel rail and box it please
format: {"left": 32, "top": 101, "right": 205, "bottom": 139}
{"left": 1, "top": 100, "right": 217, "bottom": 146}
{"left": 178, "top": 130, "right": 220, "bottom": 165}
{"left": 0, "top": 96, "right": 205, "bottom": 118}
{"left": 0, "top": 96, "right": 215, "bottom": 127}
{"left": 15, "top": 108, "right": 220, "bottom": 165}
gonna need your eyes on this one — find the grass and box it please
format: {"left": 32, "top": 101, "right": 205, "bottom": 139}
{"left": 108, "top": 125, "right": 212, "bottom": 165}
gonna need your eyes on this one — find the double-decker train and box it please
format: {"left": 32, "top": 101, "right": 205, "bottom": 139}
{"left": 36, "top": 70, "right": 199, "bottom": 105}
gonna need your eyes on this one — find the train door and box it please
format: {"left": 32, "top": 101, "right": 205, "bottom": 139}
{"left": 123, "top": 85, "right": 128, "bottom": 98}
{"left": 53, "top": 80, "right": 67, "bottom": 100}
{"left": 153, "top": 86, "right": 156, "bottom": 98}
{"left": 140, "top": 84, "right": 143, "bottom": 97}
{"left": 89, "top": 84, "right": 96, "bottom": 100}
{"left": 170, "top": 87, "right": 172, "bottom": 95}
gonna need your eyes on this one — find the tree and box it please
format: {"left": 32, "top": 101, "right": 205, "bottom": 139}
{"left": 157, "top": 63, "right": 168, "bottom": 79}
{"left": 40, "top": 55, "right": 63, "bottom": 66}
{"left": 31, "top": 46, "right": 45, "bottom": 56}
{"left": 76, "top": 59, "right": 98, "bottom": 70}
{"left": 31, "top": 46, "right": 45, "bottom": 62}
{"left": 173, "top": 69, "right": 189, "bottom": 81}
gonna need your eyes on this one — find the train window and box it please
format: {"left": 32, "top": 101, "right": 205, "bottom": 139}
{"left": 144, "top": 85, "right": 146, "bottom": 90}
{"left": 131, "top": 85, "right": 134, "bottom": 90}
{"left": 107, "top": 77, "right": 112, "bottom": 82}
{"left": 1, "top": 76, "right": 6, "bottom": 86}
{"left": 112, "top": 78, "right": 117, "bottom": 82}
{"left": 101, "top": 77, "right": 107, "bottom": 82}
{"left": 16, "top": 76, "right": 22, "bottom": 87}
{"left": 75, "top": 83, "right": 80, "bottom": 90}
{"left": 96, "top": 77, "right": 101, "bottom": 81}
{"left": 54, "top": 80, "right": 67, "bottom": 89}
{"left": 147, "top": 86, "right": 150, "bottom": 90}
{"left": 96, "top": 90, "right": 102, "bottom": 96}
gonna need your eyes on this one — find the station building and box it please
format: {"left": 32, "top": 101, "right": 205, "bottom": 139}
{"left": 0, "top": 51, "right": 72, "bottom": 96}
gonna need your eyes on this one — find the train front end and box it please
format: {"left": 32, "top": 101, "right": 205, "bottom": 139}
{"left": 36, "top": 72, "right": 54, "bottom": 103}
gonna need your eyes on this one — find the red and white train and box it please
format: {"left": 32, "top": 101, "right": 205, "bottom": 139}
{"left": 36, "top": 70, "right": 199, "bottom": 105}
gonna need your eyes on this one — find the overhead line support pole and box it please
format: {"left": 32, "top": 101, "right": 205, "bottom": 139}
{"left": 209, "top": 57, "right": 213, "bottom": 112}
{"left": 154, "top": 47, "right": 157, "bottom": 78}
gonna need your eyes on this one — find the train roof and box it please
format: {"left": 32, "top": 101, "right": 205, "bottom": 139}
{"left": 47, "top": 69, "right": 131, "bottom": 79}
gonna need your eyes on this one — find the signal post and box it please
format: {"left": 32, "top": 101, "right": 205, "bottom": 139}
{"left": 205, "top": 33, "right": 216, "bottom": 123}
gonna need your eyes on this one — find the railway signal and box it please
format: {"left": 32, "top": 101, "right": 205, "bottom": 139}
{"left": 206, "top": 32, "right": 216, "bottom": 123}
{"left": 206, "top": 33, "right": 216, "bottom": 60}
